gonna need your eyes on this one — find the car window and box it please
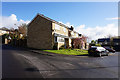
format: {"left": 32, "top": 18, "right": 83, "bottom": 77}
{"left": 106, "top": 47, "right": 111, "bottom": 49}
{"left": 90, "top": 48, "right": 97, "bottom": 51}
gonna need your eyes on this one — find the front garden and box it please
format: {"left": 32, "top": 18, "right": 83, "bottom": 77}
{"left": 43, "top": 49, "right": 88, "bottom": 55}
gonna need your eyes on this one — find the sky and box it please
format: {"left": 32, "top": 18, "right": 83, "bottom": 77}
{"left": 1, "top": 2, "right": 118, "bottom": 40}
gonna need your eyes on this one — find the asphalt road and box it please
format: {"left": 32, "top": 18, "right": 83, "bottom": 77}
{"left": 2, "top": 45, "right": 119, "bottom": 79}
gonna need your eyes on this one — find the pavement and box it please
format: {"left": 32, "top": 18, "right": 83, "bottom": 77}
{"left": 2, "top": 45, "right": 119, "bottom": 79}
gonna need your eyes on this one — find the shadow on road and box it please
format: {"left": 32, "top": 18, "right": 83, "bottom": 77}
{"left": 76, "top": 54, "right": 89, "bottom": 56}
{"left": 25, "top": 67, "right": 39, "bottom": 72}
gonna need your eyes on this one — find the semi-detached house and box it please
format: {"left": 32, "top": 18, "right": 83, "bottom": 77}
{"left": 27, "top": 13, "right": 82, "bottom": 50}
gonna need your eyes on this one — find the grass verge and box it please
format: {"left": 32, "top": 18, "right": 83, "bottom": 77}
{"left": 43, "top": 49, "right": 88, "bottom": 55}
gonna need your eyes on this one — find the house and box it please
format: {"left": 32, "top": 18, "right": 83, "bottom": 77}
{"left": 98, "top": 38, "right": 111, "bottom": 46}
{"left": 112, "top": 37, "right": 120, "bottom": 51}
{"left": 0, "top": 28, "right": 9, "bottom": 36}
{"left": 98, "top": 36, "right": 120, "bottom": 51}
{"left": 27, "top": 13, "right": 83, "bottom": 50}
{"left": 0, "top": 28, "right": 10, "bottom": 44}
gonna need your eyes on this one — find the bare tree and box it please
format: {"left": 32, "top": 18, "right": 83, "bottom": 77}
{"left": 10, "top": 27, "right": 15, "bottom": 32}
{"left": 104, "top": 34, "right": 115, "bottom": 38}
{"left": 18, "top": 24, "right": 27, "bottom": 38}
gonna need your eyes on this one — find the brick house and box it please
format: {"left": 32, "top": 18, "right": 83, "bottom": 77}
{"left": 98, "top": 36, "right": 120, "bottom": 51}
{"left": 27, "top": 13, "right": 82, "bottom": 49}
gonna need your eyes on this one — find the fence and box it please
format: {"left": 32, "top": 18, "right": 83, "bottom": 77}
{"left": 9, "top": 39, "right": 27, "bottom": 47}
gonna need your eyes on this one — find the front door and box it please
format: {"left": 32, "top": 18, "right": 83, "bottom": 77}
{"left": 65, "top": 38, "right": 69, "bottom": 48}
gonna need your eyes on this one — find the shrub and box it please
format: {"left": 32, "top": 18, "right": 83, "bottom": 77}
{"left": 95, "top": 44, "right": 101, "bottom": 47}
{"left": 59, "top": 45, "right": 65, "bottom": 50}
{"left": 53, "top": 45, "right": 57, "bottom": 50}
{"left": 89, "top": 43, "right": 95, "bottom": 46}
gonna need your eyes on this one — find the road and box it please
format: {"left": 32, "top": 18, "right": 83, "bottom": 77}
{"left": 2, "top": 45, "right": 119, "bottom": 79}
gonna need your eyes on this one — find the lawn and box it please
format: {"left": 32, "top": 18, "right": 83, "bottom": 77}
{"left": 43, "top": 49, "right": 88, "bottom": 55}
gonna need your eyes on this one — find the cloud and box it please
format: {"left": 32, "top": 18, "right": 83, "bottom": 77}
{"left": 0, "top": 14, "right": 30, "bottom": 29}
{"left": 77, "top": 24, "right": 85, "bottom": 29}
{"left": 105, "top": 17, "right": 120, "bottom": 20}
{"left": 59, "top": 21, "right": 118, "bottom": 41}
{"left": 75, "top": 24, "right": 118, "bottom": 41}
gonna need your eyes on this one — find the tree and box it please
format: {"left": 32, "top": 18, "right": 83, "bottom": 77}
{"left": 104, "top": 34, "right": 117, "bottom": 39}
{"left": 18, "top": 24, "right": 27, "bottom": 39}
{"left": 73, "top": 35, "right": 88, "bottom": 49}
{"left": 95, "top": 40, "right": 98, "bottom": 44}
{"left": 91, "top": 40, "right": 96, "bottom": 44}
{"left": 10, "top": 27, "right": 15, "bottom": 32}
{"left": 73, "top": 38, "right": 83, "bottom": 49}
{"left": 89, "top": 40, "right": 101, "bottom": 47}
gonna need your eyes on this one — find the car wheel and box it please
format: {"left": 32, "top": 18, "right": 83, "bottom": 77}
{"left": 106, "top": 54, "right": 108, "bottom": 56}
{"left": 113, "top": 51, "right": 115, "bottom": 53}
{"left": 88, "top": 53, "right": 92, "bottom": 56}
{"left": 99, "top": 53, "right": 102, "bottom": 57}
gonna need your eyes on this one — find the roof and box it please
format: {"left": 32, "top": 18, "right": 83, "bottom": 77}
{"left": 54, "top": 33, "right": 79, "bottom": 39}
{"left": 0, "top": 27, "right": 9, "bottom": 31}
{"left": 98, "top": 38, "right": 110, "bottom": 40}
{"left": 37, "top": 13, "right": 80, "bottom": 34}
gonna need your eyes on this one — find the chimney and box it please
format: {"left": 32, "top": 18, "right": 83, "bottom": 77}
{"left": 69, "top": 26, "right": 74, "bottom": 30}
{"left": 79, "top": 34, "right": 82, "bottom": 36}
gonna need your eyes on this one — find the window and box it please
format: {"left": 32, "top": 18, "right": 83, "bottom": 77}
{"left": 63, "top": 27, "right": 66, "bottom": 32}
{"left": 76, "top": 34, "right": 79, "bottom": 37}
{"left": 55, "top": 24, "right": 60, "bottom": 30}
{"left": 99, "top": 42, "right": 102, "bottom": 45}
{"left": 54, "top": 36, "right": 64, "bottom": 42}
{"left": 58, "top": 37, "right": 64, "bottom": 42}
{"left": 71, "top": 31, "right": 74, "bottom": 35}
{"left": 115, "top": 43, "right": 119, "bottom": 45}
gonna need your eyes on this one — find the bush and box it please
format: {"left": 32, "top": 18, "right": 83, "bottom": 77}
{"left": 59, "top": 45, "right": 65, "bottom": 50}
{"left": 89, "top": 43, "right": 95, "bottom": 46}
{"left": 53, "top": 45, "right": 57, "bottom": 50}
{"left": 89, "top": 43, "right": 101, "bottom": 47}
{"left": 95, "top": 44, "right": 101, "bottom": 47}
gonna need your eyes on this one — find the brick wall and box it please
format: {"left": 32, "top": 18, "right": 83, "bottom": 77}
{"left": 27, "top": 15, "right": 53, "bottom": 49}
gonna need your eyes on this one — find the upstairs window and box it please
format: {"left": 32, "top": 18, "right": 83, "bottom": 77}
{"left": 71, "top": 31, "right": 74, "bottom": 35}
{"left": 63, "top": 27, "right": 66, "bottom": 32}
{"left": 55, "top": 24, "right": 60, "bottom": 30}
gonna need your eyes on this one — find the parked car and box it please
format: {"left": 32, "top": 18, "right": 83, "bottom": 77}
{"left": 104, "top": 47, "right": 115, "bottom": 53}
{"left": 88, "top": 46, "right": 109, "bottom": 57}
